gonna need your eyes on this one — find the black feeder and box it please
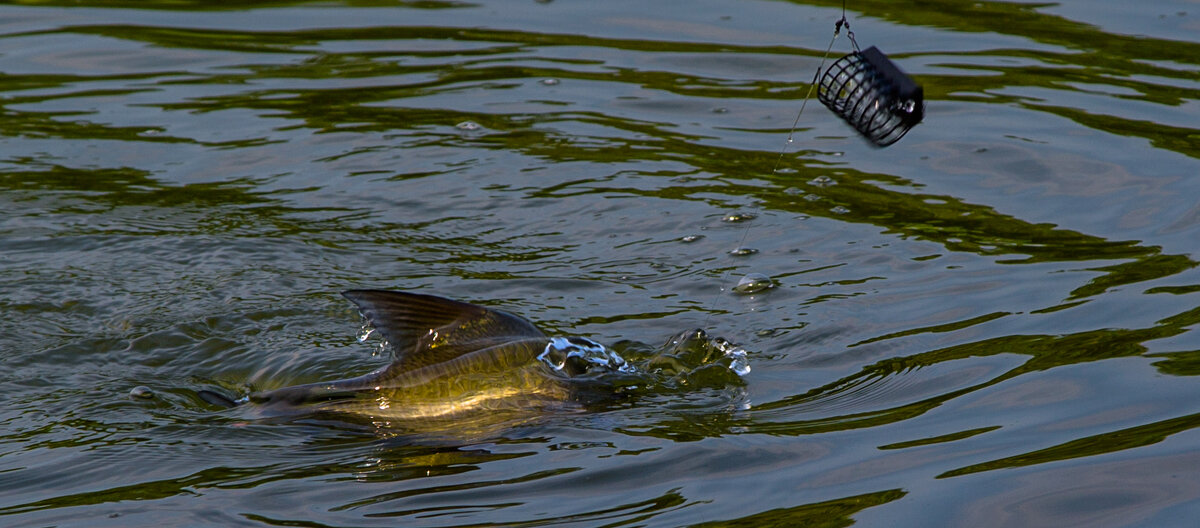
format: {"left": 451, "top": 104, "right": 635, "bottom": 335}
{"left": 818, "top": 46, "right": 924, "bottom": 147}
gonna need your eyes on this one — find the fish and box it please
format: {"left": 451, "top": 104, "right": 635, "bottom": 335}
{"left": 199, "top": 290, "right": 608, "bottom": 425}
{"left": 197, "top": 289, "right": 750, "bottom": 433}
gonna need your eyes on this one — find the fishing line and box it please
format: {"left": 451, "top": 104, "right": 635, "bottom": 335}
{"left": 701, "top": 0, "right": 924, "bottom": 330}
{"left": 701, "top": 8, "right": 848, "bottom": 328}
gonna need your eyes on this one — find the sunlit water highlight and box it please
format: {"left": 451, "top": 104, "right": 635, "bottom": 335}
{"left": 1, "top": 0, "right": 1199, "bottom": 526}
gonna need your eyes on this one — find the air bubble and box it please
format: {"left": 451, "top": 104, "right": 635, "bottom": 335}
{"left": 733, "top": 273, "right": 773, "bottom": 294}
{"left": 456, "top": 121, "right": 481, "bottom": 131}
{"left": 722, "top": 212, "right": 756, "bottom": 223}
{"left": 808, "top": 175, "right": 836, "bottom": 187}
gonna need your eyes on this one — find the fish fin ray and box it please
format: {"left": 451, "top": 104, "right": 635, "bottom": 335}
{"left": 198, "top": 389, "right": 238, "bottom": 408}
{"left": 341, "top": 290, "right": 546, "bottom": 371}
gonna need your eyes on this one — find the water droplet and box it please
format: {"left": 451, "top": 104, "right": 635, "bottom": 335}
{"left": 786, "top": 137, "right": 794, "bottom": 144}
{"left": 830, "top": 205, "right": 850, "bottom": 214}
{"left": 729, "top": 247, "right": 758, "bottom": 256}
{"left": 722, "top": 212, "right": 756, "bottom": 223}
{"left": 456, "top": 121, "right": 481, "bottom": 131}
{"left": 357, "top": 325, "right": 374, "bottom": 343}
{"left": 733, "top": 273, "right": 773, "bottom": 294}
{"left": 130, "top": 386, "right": 154, "bottom": 399}
{"left": 540, "top": 78, "right": 560, "bottom": 86}
{"left": 681, "top": 234, "right": 704, "bottom": 243}
{"left": 807, "top": 175, "right": 836, "bottom": 187}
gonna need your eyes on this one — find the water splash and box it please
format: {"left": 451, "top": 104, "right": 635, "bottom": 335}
{"left": 357, "top": 322, "right": 390, "bottom": 357}
{"left": 539, "top": 331, "right": 751, "bottom": 385}
{"left": 538, "top": 337, "right": 636, "bottom": 376}
{"left": 649, "top": 329, "right": 751, "bottom": 379}
{"left": 713, "top": 337, "right": 751, "bottom": 376}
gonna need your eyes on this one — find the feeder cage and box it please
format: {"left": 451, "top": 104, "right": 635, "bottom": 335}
{"left": 818, "top": 46, "right": 924, "bottom": 147}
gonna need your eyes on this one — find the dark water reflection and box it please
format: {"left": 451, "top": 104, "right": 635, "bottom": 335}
{"left": 2, "top": 0, "right": 1199, "bottom": 526}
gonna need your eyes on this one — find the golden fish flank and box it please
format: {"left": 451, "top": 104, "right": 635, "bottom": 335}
{"left": 303, "top": 361, "right": 574, "bottom": 421}
{"left": 223, "top": 290, "right": 573, "bottom": 422}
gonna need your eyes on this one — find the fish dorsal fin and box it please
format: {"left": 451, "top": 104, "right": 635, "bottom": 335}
{"left": 341, "top": 290, "right": 547, "bottom": 371}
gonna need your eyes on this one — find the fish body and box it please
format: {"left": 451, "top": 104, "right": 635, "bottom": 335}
{"left": 237, "top": 290, "right": 578, "bottom": 423}
{"left": 199, "top": 290, "right": 749, "bottom": 432}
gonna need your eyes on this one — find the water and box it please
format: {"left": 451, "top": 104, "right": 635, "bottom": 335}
{"left": 1, "top": 0, "right": 1198, "bottom": 526}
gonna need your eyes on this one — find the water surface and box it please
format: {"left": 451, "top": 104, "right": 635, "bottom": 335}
{"left": 2, "top": 0, "right": 1199, "bottom": 526}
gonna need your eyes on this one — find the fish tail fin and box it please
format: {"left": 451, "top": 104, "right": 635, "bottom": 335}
{"left": 198, "top": 389, "right": 239, "bottom": 408}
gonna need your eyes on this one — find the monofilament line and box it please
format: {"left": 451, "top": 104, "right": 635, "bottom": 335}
{"left": 701, "top": 13, "right": 846, "bottom": 329}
